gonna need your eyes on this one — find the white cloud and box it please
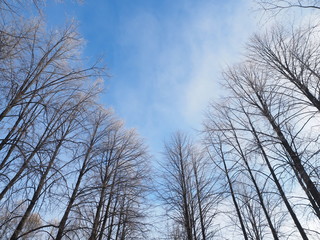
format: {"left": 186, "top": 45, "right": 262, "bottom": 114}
{"left": 107, "top": 0, "right": 260, "bottom": 151}
{"left": 153, "top": 0, "right": 258, "bottom": 128}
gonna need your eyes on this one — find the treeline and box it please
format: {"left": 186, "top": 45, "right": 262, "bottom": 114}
{"left": 159, "top": 1, "right": 320, "bottom": 239}
{"left": 1, "top": 0, "right": 320, "bottom": 240}
{"left": 0, "top": 1, "right": 149, "bottom": 240}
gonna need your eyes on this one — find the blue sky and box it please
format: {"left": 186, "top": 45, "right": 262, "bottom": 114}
{"left": 45, "top": 0, "right": 258, "bottom": 157}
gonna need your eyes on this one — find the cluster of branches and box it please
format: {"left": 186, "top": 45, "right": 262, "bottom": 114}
{"left": 0, "top": 1, "right": 150, "bottom": 240}
{"left": 256, "top": 0, "right": 320, "bottom": 13}
{"left": 203, "top": 23, "right": 320, "bottom": 239}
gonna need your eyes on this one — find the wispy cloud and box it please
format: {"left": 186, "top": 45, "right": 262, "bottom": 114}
{"left": 106, "top": 0, "right": 258, "bottom": 151}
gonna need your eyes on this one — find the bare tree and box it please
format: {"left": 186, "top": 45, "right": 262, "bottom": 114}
{"left": 204, "top": 131, "right": 250, "bottom": 240}
{"left": 0, "top": 13, "right": 102, "bottom": 203}
{"left": 159, "top": 132, "right": 220, "bottom": 240}
{"left": 53, "top": 107, "right": 150, "bottom": 240}
{"left": 87, "top": 120, "right": 149, "bottom": 240}
{"left": 222, "top": 107, "right": 280, "bottom": 239}
{"left": 54, "top": 106, "right": 115, "bottom": 240}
